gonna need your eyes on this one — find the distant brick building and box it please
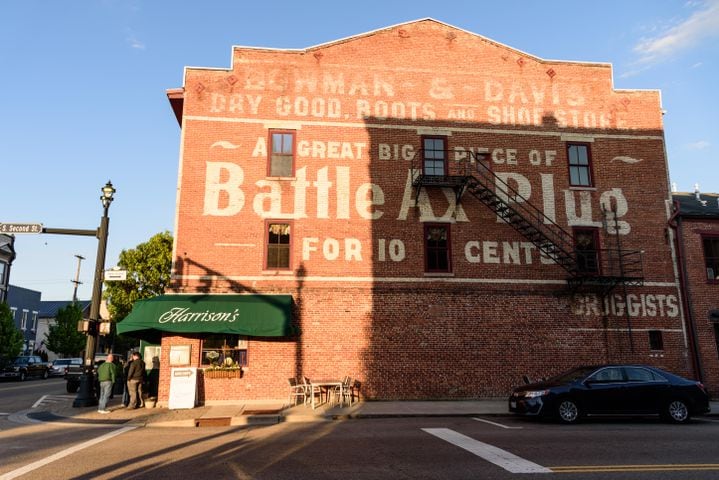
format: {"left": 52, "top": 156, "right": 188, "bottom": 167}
{"left": 672, "top": 190, "right": 719, "bottom": 393}
{"left": 120, "top": 19, "right": 698, "bottom": 405}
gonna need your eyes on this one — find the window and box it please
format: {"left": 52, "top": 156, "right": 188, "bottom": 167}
{"left": 201, "top": 335, "right": 248, "bottom": 367}
{"left": 425, "top": 224, "right": 451, "bottom": 273}
{"left": 10, "top": 307, "right": 16, "bottom": 320}
{"left": 625, "top": 366, "right": 664, "bottom": 382}
{"left": 703, "top": 235, "right": 719, "bottom": 281}
{"left": 573, "top": 228, "right": 600, "bottom": 275}
{"left": 269, "top": 130, "right": 295, "bottom": 177}
{"left": 589, "top": 367, "right": 623, "bottom": 383}
{"left": 20, "top": 310, "right": 28, "bottom": 331}
{"left": 422, "top": 137, "right": 446, "bottom": 176}
{"left": 31, "top": 311, "right": 38, "bottom": 332}
{"left": 648, "top": 330, "right": 664, "bottom": 351}
{"left": 567, "top": 143, "right": 593, "bottom": 187}
{"left": 266, "top": 222, "right": 291, "bottom": 270}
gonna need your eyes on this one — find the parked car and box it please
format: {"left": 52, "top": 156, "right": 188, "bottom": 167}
{"left": 48, "top": 358, "right": 82, "bottom": 377}
{"left": 0, "top": 355, "right": 50, "bottom": 381}
{"left": 509, "top": 364, "right": 711, "bottom": 424}
{"left": 65, "top": 354, "right": 121, "bottom": 393}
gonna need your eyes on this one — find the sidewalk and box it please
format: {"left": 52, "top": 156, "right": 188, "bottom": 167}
{"left": 29, "top": 398, "right": 719, "bottom": 428}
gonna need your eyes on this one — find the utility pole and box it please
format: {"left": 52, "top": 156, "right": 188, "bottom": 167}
{"left": 72, "top": 254, "right": 85, "bottom": 303}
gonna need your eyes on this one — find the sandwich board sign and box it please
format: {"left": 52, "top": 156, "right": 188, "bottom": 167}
{"left": 168, "top": 367, "right": 197, "bottom": 410}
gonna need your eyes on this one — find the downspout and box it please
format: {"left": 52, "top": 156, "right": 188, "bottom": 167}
{"left": 668, "top": 201, "right": 704, "bottom": 381}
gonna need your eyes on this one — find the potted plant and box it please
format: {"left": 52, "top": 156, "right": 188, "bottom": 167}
{"left": 202, "top": 354, "right": 242, "bottom": 379}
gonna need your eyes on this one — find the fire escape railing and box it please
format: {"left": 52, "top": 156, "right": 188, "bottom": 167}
{"left": 411, "top": 149, "right": 644, "bottom": 288}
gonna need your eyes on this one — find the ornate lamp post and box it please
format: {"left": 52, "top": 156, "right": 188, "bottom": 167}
{"left": 73, "top": 181, "right": 116, "bottom": 408}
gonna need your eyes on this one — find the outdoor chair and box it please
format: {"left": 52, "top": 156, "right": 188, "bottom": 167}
{"left": 303, "top": 376, "right": 323, "bottom": 406}
{"left": 342, "top": 379, "right": 361, "bottom": 406}
{"left": 331, "top": 376, "right": 352, "bottom": 406}
{"left": 288, "top": 378, "right": 306, "bottom": 406}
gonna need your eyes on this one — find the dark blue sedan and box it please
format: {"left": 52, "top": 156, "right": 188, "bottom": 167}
{"left": 509, "top": 365, "right": 711, "bottom": 424}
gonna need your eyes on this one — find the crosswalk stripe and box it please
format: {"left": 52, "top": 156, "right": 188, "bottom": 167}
{"left": 472, "top": 417, "right": 523, "bottom": 429}
{"left": 0, "top": 426, "right": 136, "bottom": 480}
{"left": 422, "top": 428, "right": 551, "bottom": 474}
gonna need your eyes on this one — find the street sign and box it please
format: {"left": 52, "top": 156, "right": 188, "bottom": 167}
{"left": 104, "top": 269, "right": 127, "bottom": 281}
{"left": 0, "top": 223, "right": 43, "bottom": 234}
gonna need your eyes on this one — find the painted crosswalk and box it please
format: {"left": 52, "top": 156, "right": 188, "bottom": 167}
{"left": 31, "top": 394, "right": 75, "bottom": 409}
{"left": 422, "top": 428, "right": 551, "bottom": 474}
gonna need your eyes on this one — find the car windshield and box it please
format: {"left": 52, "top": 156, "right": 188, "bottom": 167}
{"left": 13, "top": 358, "right": 29, "bottom": 365}
{"left": 549, "top": 366, "right": 597, "bottom": 383}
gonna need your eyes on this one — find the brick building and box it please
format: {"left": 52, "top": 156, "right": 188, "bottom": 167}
{"left": 672, "top": 190, "right": 719, "bottom": 393}
{"left": 119, "top": 19, "right": 700, "bottom": 405}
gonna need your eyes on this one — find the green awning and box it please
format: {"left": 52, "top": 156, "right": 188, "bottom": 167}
{"left": 116, "top": 294, "right": 294, "bottom": 342}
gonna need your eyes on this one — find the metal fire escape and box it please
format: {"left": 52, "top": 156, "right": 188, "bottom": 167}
{"left": 411, "top": 150, "right": 644, "bottom": 293}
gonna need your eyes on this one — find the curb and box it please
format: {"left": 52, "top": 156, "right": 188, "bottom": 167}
{"left": 25, "top": 400, "right": 717, "bottom": 428}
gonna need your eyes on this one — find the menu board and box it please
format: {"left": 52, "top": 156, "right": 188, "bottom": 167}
{"left": 168, "top": 367, "right": 197, "bottom": 409}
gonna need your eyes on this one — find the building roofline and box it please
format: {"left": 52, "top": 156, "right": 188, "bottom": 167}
{"left": 167, "top": 18, "right": 661, "bottom": 121}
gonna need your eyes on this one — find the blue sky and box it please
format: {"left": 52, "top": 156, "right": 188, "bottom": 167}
{"left": 2, "top": 0, "right": 718, "bottom": 300}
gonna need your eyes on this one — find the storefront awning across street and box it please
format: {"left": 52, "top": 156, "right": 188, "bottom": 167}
{"left": 116, "top": 294, "right": 294, "bottom": 342}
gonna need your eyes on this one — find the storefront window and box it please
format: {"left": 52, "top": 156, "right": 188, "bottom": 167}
{"left": 201, "top": 334, "right": 248, "bottom": 367}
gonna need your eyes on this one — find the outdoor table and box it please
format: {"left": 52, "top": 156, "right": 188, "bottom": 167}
{"left": 310, "top": 380, "right": 344, "bottom": 409}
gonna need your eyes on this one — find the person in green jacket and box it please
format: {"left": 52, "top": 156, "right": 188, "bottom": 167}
{"left": 97, "top": 354, "right": 116, "bottom": 414}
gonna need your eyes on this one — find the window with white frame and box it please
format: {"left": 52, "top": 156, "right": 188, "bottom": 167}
{"left": 21, "top": 310, "right": 28, "bottom": 331}
{"left": 31, "top": 311, "right": 38, "bottom": 332}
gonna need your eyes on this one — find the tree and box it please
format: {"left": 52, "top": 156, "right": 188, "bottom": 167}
{"left": 0, "top": 303, "right": 23, "bottom": 364}
{"left": 44, "top": 303, "right": 86, "bottom": 357}
{"left": 104, "top": 231, "right": 173, "bottom": 350}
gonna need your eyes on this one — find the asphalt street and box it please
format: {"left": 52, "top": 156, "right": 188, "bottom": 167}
{"left": 2, "top": 379, "right": 719, "bottom": 479}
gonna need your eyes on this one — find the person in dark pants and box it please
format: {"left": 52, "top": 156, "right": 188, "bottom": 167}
{"left": 126, "top": 351, "right": 146, "bottom": 409}
{"left": 121, "top": 358, "right": 131, "bottom": 407}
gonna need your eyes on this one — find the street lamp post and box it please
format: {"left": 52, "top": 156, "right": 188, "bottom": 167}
{"left": 73, "top": 181, "right": 116, "bottom": 408}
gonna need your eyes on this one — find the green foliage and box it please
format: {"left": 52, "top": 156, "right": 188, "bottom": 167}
{"left": 104, "top": 231, "right": 173, "bottom": 322}
{"left": 0, "top": 302, "right": 23, "bottom": 362}
{"left": 44, "top": 303, "right": 86, "bottom": 357}
{"left": 33, "top": 349, "right": 48, "bottom": 362}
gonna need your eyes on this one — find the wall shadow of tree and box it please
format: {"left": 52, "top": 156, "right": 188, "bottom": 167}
{"left": 172, "top": 254, "right": 306, "bottom": 385}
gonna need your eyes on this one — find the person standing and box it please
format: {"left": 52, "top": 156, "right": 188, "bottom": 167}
{"left": 121, "top": 358, "right": 131, "bottom": 407}
{"left": 96, "top": 354, "right": 116, "bottom": 414}
{"left": 126, "top": 351, "right": 145, "bottom": 409}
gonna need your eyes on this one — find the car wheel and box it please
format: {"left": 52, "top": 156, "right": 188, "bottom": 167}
{"left": 556, "top": 398, "right": 581, "bottom": 424}
{"left": 665, "top": 399, "right": 691, "bottom": 424}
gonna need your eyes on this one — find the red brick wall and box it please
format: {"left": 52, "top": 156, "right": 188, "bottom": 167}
{"left": 677, "top": 217, "right": 719, "bottom": 393}
{"left": 162, "top": 19, "right": 692, "bottom": 404}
